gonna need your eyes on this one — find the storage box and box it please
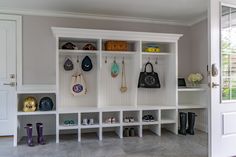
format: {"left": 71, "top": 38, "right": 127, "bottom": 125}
{"left": 105, "top": 41, "right": 128, "bottom": 51}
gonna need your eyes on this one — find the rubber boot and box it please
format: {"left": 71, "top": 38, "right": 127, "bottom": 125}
{"left": 124, "top": 128, "right": 129, "bottom": 137}
{"left": 129, "top": 128, "right": 135, "bottom": 137}
{"left": 24, "top": 124, "right": 34, "bottom": 147}
{"left": 36, "top": 123, "right": 46, "bottom": 145}
{"left": 178, "top": 112, "right": 187, "bottom": 135}
{"left": 186, "top": 112, "right": 196, "bottom": 135}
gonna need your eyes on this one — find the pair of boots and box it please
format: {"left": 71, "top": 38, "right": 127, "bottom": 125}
{"left": 24, "top": 123, "right": 45, "bottom": 147}
{"left": 179, "top": 112, "right": 197, "bottom": 135}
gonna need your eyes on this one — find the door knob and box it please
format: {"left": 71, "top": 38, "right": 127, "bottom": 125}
{"left": 3, "top": 82, "right": 16, "bottom": 87}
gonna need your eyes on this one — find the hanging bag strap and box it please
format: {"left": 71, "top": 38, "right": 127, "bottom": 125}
{"left": 121, "top": 59, "right": 127, "bottom": 88}
{"left": 144, "top": 62, "right": 154, "bottom": 73}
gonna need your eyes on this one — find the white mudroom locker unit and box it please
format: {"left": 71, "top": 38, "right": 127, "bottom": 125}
{"left": 15, "top": 28, "right": 208, "bottom": 146}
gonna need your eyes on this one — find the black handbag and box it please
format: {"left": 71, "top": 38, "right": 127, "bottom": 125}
{"left": 138, "top": 62, "right": 161, "bottom": 88}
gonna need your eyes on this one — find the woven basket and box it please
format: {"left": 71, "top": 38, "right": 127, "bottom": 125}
{"left": 105, "top": 41, "right": 128, "bottom": 51}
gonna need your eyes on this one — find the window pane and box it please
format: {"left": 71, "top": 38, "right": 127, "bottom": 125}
{"left": 222, "top": 78, "right": 230, "bottom": 100}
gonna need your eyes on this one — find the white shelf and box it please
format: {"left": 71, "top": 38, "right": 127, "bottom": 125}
{"left": 80, "top": 124, "right": 100, "bottom": 129}
{"left": 161, "top": 119, "right": 176, "bottom": 124}
{"left": 59, "top": 49, "right": 99, "bottom": 55}
{"left": 178, "top": 104, "right": 207, "bottom": 109}
{"left": 102, "top": 123, "right": 121, "bottom": 127}
{"left": 123, "top": 122, "right": 140, "bottom": 126}
{"left": 102, "top": 51, "right": 137, "bottom": 55}
{"left": 178, "top": 87, "right": 206, "bottom": 92}
{"left": 141, "top": 52, "right": 171, "bottom": 56}
{"left": 58, "top": 125, "right": 78, "bottom": 130}
{"left": 141, "top": 121, "right": 159, "bottom": 125}
{"left": 17, "top": 111, "right": 57, "bottom": 116}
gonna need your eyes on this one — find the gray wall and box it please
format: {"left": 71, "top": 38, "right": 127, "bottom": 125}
{"left": 190, "top": 19, "right": 208, "bottom": 83}
{"left": 22, "top": 16, "right": 208, "bottom": 85}
{"left": 22, "top": 15, "right": 193, "bottom": 84}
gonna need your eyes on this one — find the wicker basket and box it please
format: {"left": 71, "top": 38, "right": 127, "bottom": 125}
{"left": 105, "top": 41, "right": 128, "bottom": 51}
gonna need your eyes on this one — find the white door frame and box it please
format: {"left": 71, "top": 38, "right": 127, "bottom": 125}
{"left": 0, "top": 14, "right": 22, "bottom": 146}
{"left": 208, "top": 0, "right": 236, "bottom": 156}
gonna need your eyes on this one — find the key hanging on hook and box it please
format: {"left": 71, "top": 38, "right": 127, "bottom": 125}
{"left": 155, "top": 57, "right": 158, "bottom": 64}
{"left": 105, "top": 56, "right": 107, "bottom": 64}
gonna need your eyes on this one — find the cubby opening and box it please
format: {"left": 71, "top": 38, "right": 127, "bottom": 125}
{"left": 142, "top": 110, "right": 159, "bottom": 123}
{"left": 59, "top": 129, "right": 78, "bottom": 142}
{"left": 123, "top": 126, "right": 140, "bottom": 137}
{"left": 123, "top": 111, "right": 140, "bottom": 124}
{"left": 59, "top": 53, "right": 98, "bottom": 108}
{"left": 59, "top": 38, "right": 99, "bottom": 51}
{"left": 81, "top": 128, "right": 100, "bottom": 141}
{"left": 17, "top": 93, "right": 56, "bottom": 112}
{"left": 142, "top": 41, "right": 174, "bottom": 53}
{"left": 161, "top": 123, "right": 177, "bottom": 134}
{"left": 81, "top": 112, "right": 99, "bottom": 126}
{"left": 102, "top": 40, "right": 139, "bottom": 52}
{"left": 59, "top": 113, "right": 78, "bottom": 129}
{"left": 138, "top": 54, "right": 177, "bottom": 108}
{"left": 17, "top": 114, "right": 56, "bottom": 144}
{"left": 142, "top": 124, "right": 160, "bottom": 136}
{"left": 102, "top": 111, "right": 120, "bottom": 125}
{"left": 102, "top": 127, "right": 121, "bottom": 139}
{"left": 178, "top": 109, "right": 208, "bottom": 132}
{"left": 178, "top": 91, "right": 207, "bottom": 108}
{"left": 161, "top": 109, "right": 176, "bottom": 124}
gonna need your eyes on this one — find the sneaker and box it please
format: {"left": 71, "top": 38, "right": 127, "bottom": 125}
{"left": 89, "top": 118, "right": 94, "bottom": 125}
{"left": 129, "top": 117, "right": 135, "bottom": 123}
{"left": 124, "top": 117, "right": 129, "bottom": 123}
{"left": 105, "top": 117, "right": 112, "bottom": 123}
{"left": 82, "top": 118, "right": 88, "bottom": 125}
{"left": 111, "top": 117, "right": 116, "bottom": 123}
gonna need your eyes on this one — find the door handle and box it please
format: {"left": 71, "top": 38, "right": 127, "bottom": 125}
{"left": 3, "top": 82, "right": 16, "bottom": 87}
{"left": 209, "top": 82, "right": 219, "bottom": 88}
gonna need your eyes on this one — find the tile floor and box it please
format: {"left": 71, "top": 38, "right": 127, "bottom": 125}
{"left": 0, "top": 130, "right": 208, "bottom": 157}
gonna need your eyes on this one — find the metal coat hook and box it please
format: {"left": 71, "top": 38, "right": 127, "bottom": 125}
{"left": 77, "top": 56, "right": 79, "bottom": 63}
{"left": 122, "top": 56, "right": 125, "bottom": 64}
{"left": 155, "top": 57, "right": 158, "bottom": 64}
{"left": 105, "top": 56, "right": 107, "bottom": 64}
{"left": 114, "top": 56, "right": 116, "bottom": 63}
{"left": 148, "top": 57, "right": 151, "bottom": 63}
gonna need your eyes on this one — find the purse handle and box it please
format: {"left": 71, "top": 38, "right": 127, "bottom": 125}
{"left": 144, "top": 62, "right": 154, "bottom": 73}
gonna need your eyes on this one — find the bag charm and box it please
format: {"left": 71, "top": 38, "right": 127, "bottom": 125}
{"left": 71, "top": 56, "right": 87, "bottom": 96}
{"left": 64, "top": 57, "right": 74, "bottom": 71}
{"left": 120, "top": 57, "right": 127, "bottom": 93}
{"left": 111, "top": 58, "right": 119, "bottom": 78}
{"left": 82, "top": 56, "right": 93, "bottom": 72}
{"left": 138, "top": 62, "right": 161, "bottom": 88}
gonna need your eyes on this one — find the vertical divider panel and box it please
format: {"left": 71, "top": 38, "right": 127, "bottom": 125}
{"left": 120, "top": 110, "right": 123, "bottom": 138}
{"left": 78, "top": 112, "right": 81, "bottom": 142}
{"left": 158, "top": 110, "right": 162, "bottom": 136}
{"left": 99, "top": 111, "right": 102, "bottom": 140}
{"left": 97, "top": 39, "right": 102, "bottom": 108}
{"left": 56, "top": 113, "right": 59, "bottom": 143}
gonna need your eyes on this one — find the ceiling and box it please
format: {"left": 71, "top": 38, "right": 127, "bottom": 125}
{"left": 0, "top": 0, "right": 208, "bottom": 25}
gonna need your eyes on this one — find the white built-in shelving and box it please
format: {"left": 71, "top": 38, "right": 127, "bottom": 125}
{"left": 14, "top": 28, "right": 206, "bottom": 145}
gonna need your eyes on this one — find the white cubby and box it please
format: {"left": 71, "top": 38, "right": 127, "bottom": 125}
{"left": 142, "top": 110, "right": 159, "bottom": 123}
{"left": 123, "top": 126, "right": 141, "bottom": 137}
{"left": 161, "top": 109, "right": 177, "bottom": 124}
{"left": 80, "top": 128, "right": 100, "bottom": 141}
{"left": 102, "top": 127, "right": 121, "bottom": 139}
{"left": 59, "top": 113, "right": 78, "bottom": 130}
{"left": 102, "top": 111, "right": 120, "bottom": 126}
{"left": 80, "top": 112, "right": 100, "bottom": 127}
{"left": 142, "top": 124, "right": 160, "bottom": 136}
{"left": 123, "top": 110, "right": 140, "bottom": 125}
{"left": 17, "top": 93, "right": 56, "bottom": 113}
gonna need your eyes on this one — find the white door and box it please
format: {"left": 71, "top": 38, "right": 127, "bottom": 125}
{"left": 209, "top": 0, "right": 236, "bottom": 156}
{"left": 0, "top": 19, "right": 17, "bottom": 136}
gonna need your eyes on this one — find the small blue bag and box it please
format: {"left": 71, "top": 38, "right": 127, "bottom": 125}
{"left": 39, "top": 97, "right": 54, "bottom": 111}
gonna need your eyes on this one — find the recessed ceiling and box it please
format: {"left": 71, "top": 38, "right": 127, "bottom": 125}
{"left": 0, "top": 0, "right": 207, "bottom": 25}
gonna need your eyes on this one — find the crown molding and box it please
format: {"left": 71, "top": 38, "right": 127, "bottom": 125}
{"left": 187, "top": 14, "right": 208, "bottom": 26}
{"left": 0, "top": 7, "right": 194, "bottom": 26}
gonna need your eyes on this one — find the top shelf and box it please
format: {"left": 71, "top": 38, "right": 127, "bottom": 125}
{"left": 141, "top": 52, "right": 171, "bottom": 56}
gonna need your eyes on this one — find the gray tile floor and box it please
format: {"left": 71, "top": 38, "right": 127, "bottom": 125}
{"left": 0, "top": 130, "right": 208, "bottom": 157}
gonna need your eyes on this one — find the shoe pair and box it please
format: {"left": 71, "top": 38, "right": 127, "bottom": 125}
{"left": 105, "top": 117, "right": 116, "bottom": 123}
{"left": 24, "top": 123, "right": 46, "bottom": 147}
{"left": 82, "top": 118, "right": 94, "bottom": 125}
{"left": 123, "top": 117, "right": 135, "bottom": 123}
{"left": 179, "top": 112, "right": 197, "bottom": 135}
{"left": 123, "top": 128, "right": 135, "bottom": 137}
{"left": 142, "top": 115, "right": 155, "bottom": 122}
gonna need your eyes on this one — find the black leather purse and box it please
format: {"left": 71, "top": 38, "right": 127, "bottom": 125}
{"left": 138, "top": 62, "right": 161, "bottom": 88}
